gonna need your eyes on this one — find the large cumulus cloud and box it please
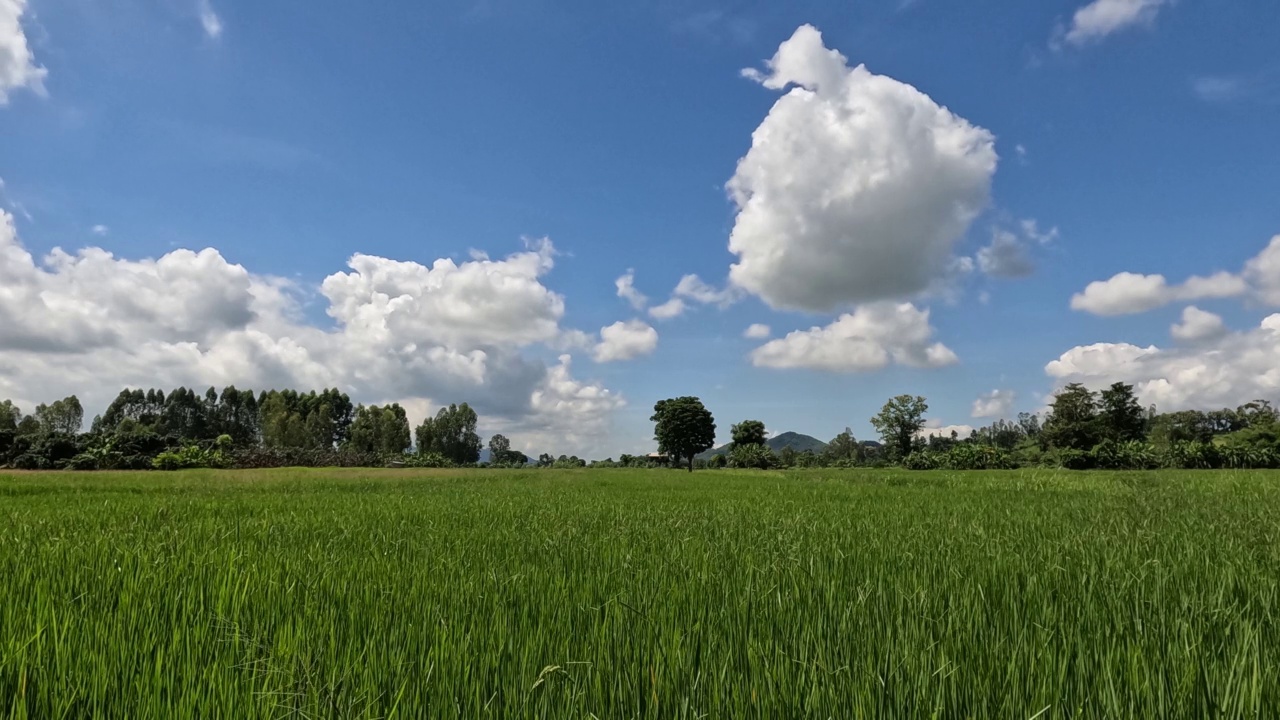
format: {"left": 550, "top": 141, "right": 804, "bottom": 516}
{"left": 0, "top": 211, "right": 624, "bottom": 453}
{"left": 1046, "top": 314, "right": 1280, "bottom": 411}
{"left": 727, "top": 24, "right": 998, "bottom": 312}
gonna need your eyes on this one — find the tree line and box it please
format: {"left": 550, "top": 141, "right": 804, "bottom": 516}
{"left": 0, "top": 387, "right": 533, "bottom": 471}
{"left": 644, "top": 384, "right": 1280, "bottom": 472}
{"left": 2, "top": 382, "right": 1278, "bottom": 471}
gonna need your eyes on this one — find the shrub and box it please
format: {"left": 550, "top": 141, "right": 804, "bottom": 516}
{"left": 1090, "top": 440, "right": 1157, "bottom": 470}
{"left": 728, "top": 444, "right": 777, "bottom": 470}
{"left": 1159, "top": 441, "right": 1221, "bottom": 470}
{"left": 1049, "top": 448, "right": 1094, "bottom": 470}
{"left": 400, "top": 452, "right": 451, "bottom": 469}
{"left": 67, "top": 453, "right": 100, "bottom": 471}
{"left": 226, "top": 447, "right": 384, "bottom": 469}
{"left": 902, "top": 451, "right": 940, "bottom": 471}
{"left": 153, "top": 444, "right": 228, "bottom": 471}
{"left": 942, "top": 444, "right": 1014, "bottom": 471}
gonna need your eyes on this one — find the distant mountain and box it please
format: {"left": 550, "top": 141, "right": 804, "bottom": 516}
{"left": 768, "top": 432, "right": 829, "bottom": 454}
{"left": 696, "top": 431, "right": 829, "bottom": 460}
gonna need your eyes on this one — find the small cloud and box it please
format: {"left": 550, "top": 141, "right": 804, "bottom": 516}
{"left": 972, "top": 389, "right": 1016, "bottom": 419}
{"left": 977, "top": 230, "right": 1035, "bottom": 279}
{"left": 1191, "top": 72, "right": 1278, "bottom": 104}
{"left": 1015, "top": 144, "right": 1028, "bottom": 164}
{"left": 91, "top": 224, "right": 109, "bottom": 236}
{"left": 198, "top": 0, "right": 223, "bottom": 39}
{"left": 743, "top": 323, "right": 771, "bottom": 340}
{"left": 1192, "top": 76, "right": 1246, "bottom": 103}
{"left": 1021, "top": 219, "right": 1059, "bottom": 245}
{"left": 592, "top": 319, "right": 659, "bottom": 363}
{"left": 648, "top": 298, "right": 686, "bottom": 321}
{"left": 1053, "top": 0, "right": 1171, "bottom": 49}
{"left": 615, "top": 269, "right": 647, "bottom": 310}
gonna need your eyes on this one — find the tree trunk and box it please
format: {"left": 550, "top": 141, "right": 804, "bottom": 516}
{"left": 687, "top": 456, "right": 693, "bottom": 473}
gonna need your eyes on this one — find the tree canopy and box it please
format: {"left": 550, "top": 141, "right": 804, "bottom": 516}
{"left": 870, "top": 395, "right": 928, "bottom": 460}
{"left": 415, "top": 403, "right": 482, "bottom": 465}
{"left": 651, "top": 397, "right": 716, "bottom": 472}
{"left": 730, "top": 420, "right": 767, "bottom": 448}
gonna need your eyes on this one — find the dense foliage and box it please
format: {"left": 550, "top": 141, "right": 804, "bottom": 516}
{"left": 651, "top": 397, "right": 717, "bottom": 471}
{"left": 1, "top": 387, "right": 455, "bottom": 471}
{"left": 2, "top": 467, "right": 1277, "bottom": 717}
{"left": 4, "top": 381, "right": 1279, "bottom": 472}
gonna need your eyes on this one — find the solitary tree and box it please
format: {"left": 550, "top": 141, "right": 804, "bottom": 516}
{"left": 870, "top": 395, "right": 928, "bottom": 460}
{"left": 730, "top": 419, "right": 767, "bottom": 448}
{"left": 651, "top": 397, "right": 716, "bottom": 472}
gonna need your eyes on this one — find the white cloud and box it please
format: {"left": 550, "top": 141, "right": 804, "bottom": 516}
{"left": 321, "top": 238, "right": 565, "bottom": 350}
{"left": 971, "top": 389, "right": 1016, "bottom": 419}
{"left": 0, "top": 210, "right": 622, "bottom": 455}
{"left": 0, "top": 0, "right": 47, "bottom": 104}
{"left": 727, "top": 24, "right": 997, "bottom": 312}
{"left": 1243, "top": 235, "right": 1280, "bottom": 306}
{"left": 919, "top": 419, "right": 976, "bottom": 439}
{"left": 1071, "top": 271, "right": 1246, "bottom": 316}
{"left": 91, "top": 225, "right": 109, "bottom": 236}
{"left": 1071, "top": 236, "right": 1280, "bottom": 316}
{"left": 591, "top": 319, "right": 658, "bottom": 363}
{"left": 614, "top": 269, "right": 647, "bottom": 310}
{"left": 647, "top": 298, "right": 686, "bottom": 320}
{"left": 749, "top": 302, "right": 958, "bottom": 372}
{"left": 1021, "top": 219, "right": 1059, "bottom": 245}
{"left": 743, "top": 323, "right": 771, "bottom": 339}
{"left": 977, "top": 230, "right": 1034, "bottom": 278}
{"left": 1171, "top": 306, "right": 1227, "bottom": 344}
{"left": 198, "top": 0, "right": 223, "bottom": 39}
{"left": 1046, "top": 314, "right": 1280, "bottom": 412}
{"left": 1059, "top": 0, "right": 1171, "bottom": 47}
{"left": 673, "top": 274, "right": 740, "bottom": 308}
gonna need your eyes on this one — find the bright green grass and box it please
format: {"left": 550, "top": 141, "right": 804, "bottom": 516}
{"left": 2, "top": 468, "right": 1278, "bottom": 718}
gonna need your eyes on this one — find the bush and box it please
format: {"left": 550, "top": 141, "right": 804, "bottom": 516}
{"left": 226, "top": 447, "right": 385, "bottom": 469}
{"left": 942, "top": 444, "right": 1014, "bottom": 471}
{"left": 1049, "top": 448, "right": 1094, "bottom": 470}
{"left": 902, "top": 451, "right": 940, "bottom": 471}
{"left": 1158, "top": 441, "right": 1220, "bottom": 470}
{"left": 728, "top": 444, "right": 777, "bottom": 470}
{"left": 67, "top": 453, "right": 100, "bottom": 471}
{"left": 153, "top": 444, "right": 229, "bottom": 471}
{"left": 400, "top": 452, "right": 451, "bottom": 468}
{"left": 1090, "top": 440, "right": 1157, "bottom": 470}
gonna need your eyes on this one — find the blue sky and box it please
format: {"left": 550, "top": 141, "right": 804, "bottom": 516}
{"left": 2, "top": 0, "right": 1279, "bottom": 456}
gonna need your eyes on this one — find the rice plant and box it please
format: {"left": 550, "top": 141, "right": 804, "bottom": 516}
{"left": 1, "top": 467, "right": 1277, "bottom": 718}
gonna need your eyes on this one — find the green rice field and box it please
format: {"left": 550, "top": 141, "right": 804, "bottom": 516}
{"left": 2, "top": 468, "right": 1278, "bottom": 718}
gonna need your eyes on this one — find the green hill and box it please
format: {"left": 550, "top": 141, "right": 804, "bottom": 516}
{"left": 697, "top": 431, "right": 828, "bottom": 460}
